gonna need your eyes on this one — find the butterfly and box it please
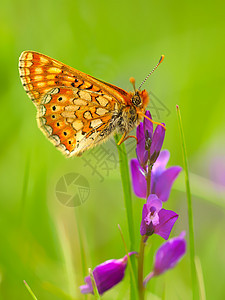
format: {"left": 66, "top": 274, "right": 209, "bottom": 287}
{"left": 19, "top": 51, "right": 165, "bottom": 157}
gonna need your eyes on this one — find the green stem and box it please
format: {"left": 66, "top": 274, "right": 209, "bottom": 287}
{"left": 176, "top": 105, "right": 197, "bottom": 299}
{"left": 138, "top": 236, "right": 146, "bottom": 300}
{"left": 114, "top": 134, "right": 137, "bottom": 300}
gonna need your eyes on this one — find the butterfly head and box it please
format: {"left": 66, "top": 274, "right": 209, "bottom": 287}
{"left": 130, "top": 89, "right": 149, "bottom": 108}
{"left": 130, "top": 77, "right": 149, "bottom": 114}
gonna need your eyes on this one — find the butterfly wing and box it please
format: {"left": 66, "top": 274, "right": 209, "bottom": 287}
{"left": 19, "top": 51, "right": 131, "bottom": 156}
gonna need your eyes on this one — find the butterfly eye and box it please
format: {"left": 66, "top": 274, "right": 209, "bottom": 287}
{"left": 132, "top": 94, "right": 142, "bottom": 107}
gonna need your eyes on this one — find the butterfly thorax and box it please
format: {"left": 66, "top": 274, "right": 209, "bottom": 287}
{"left": 107, "top": 89, "right": 149, "bottom": 135}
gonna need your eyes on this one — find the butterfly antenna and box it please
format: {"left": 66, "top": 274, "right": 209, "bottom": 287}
{"left": 129, "top": 77, "right": 136, "bottom": 92}
{"left": 138, "top": 55, "right": 165, "bottom": 90}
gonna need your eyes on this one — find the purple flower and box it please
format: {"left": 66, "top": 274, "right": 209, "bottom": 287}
{"left": 143, "top": 232, "right": 186, "bottom": 286}
{"left": 80, "top": 253, "right": 135, "bottom": 295}
{"left": 151, "top": 150, "right": 182, "bottom": 201}
{"left": 130, "top": 150, "right": 182, "bottom": 201}
{"left": 136, "top": 111, "right": 165, "bottom": 168}
{"left": 140, "top": 194, "right": 178, "bottom": 240}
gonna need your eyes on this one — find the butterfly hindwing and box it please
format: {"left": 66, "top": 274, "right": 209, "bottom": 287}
{"left": 37, "top": 87, "right": 113, "bottom": 156}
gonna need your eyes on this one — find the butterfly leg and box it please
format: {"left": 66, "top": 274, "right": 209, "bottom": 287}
{"left": 117, "top": 132, "right": 138, "bottom": 145}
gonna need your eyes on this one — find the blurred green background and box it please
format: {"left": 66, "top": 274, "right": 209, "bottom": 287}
{"left": 1, "top": 0, "right": 225, "bottom": 299}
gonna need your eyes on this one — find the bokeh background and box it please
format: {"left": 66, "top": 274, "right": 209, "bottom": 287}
{"left": 1, "top": 0, "right": 225, "bottom": 299}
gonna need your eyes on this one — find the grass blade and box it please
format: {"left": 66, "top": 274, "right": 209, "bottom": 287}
{"left": 118, "top": 224, "right": 138, "bottom": 299}
{"left": 176, "top": 105, "right": 197, "bottom": 299}
{"left": 56, "top": 219, "right": 77, "bottom": 298}
{"left": 89, "top": 268, "right": 101, "bottom": 299}
{"left": 114, "top": 134, "right": 135, "bottom": 249}
{"left": 20, "top": 154, "right": 30, "bottom": 224}
{"left": 23, "top": 280, "right": 38, "bottom": 300}
{"left": 114, "top": 134, "right": 137, "bottom": 300}
{"left": 195, "top": 257, "right": 206, "bottom": 300}
{"left": 75, "top": 209, "right": 87, "bottom": 282}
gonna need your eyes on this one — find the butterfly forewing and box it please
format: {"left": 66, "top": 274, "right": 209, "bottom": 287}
{"left": 19, "top": 51, "right": 129, "bottom": 156}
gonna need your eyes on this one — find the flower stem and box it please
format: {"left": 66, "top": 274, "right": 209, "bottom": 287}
{"left": 176, "top": 105, "right": 197, "bottom": 299}
{"left": 138, "top": 236, "right": 146, "bottom": 300}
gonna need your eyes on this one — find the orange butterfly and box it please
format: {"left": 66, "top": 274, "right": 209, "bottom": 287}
{"left": 19, "top": 51, "right": 165, "bottom": 157}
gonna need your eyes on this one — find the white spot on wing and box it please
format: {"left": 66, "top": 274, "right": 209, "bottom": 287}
{"left": 48, "top": 67, "right": 61, "bottom": 74}
{"left": 49, "top": 135, "right": 60, "bottom": 145}
{"left": 79, "top": 91, "right": 91, "bottom": 101}
{"left": 90, "top": 119, "right": 103, "bottom": 128}
{"left": 72, "top": 120, "right": 83, "bottom": 131}
{"left": 36, "top": 82, "right": 46, "bottom": 88}
{"left": 43, "top": 125, "right": 53, "bottom": 136}
{"left": 96, "top": 107, "right": 108, "bottom": 116}
{"left": 42, "top": 94, "right": 52, "bottom": 104}
{"left": 50, "top": 88, "right": 60, "bottom": 95}
{"left": 38, "top": 105, "right": 46, "bottom": 117}
{"left": 65, "top": 105, "right": 80, "bottom": 111}
{"left": 96, "top": 96, "right": 108, "bottom": 107}
{"left": 26, "top": 53, "right": 33, "bottom": 60}
{"left": 34, "top": 67, "right": 43, "bottom": 74}
{"left": 73, "top": 99, "right": 87, "bottom": 106}
{"left": 83, "top": 111, "right": 92, "bottom": 119}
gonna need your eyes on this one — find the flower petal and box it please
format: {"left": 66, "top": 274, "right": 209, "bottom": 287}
{"left": 150, "top": 123, "right": 166, "bottom": 164}
{"left": 130, "top": 159, "right": 146, "bottom": 198}
{"left": 147, "top": 194, "right": 162, "bottom": 212}
{"left": 80, "top": 276, "right": 93, "bottom": 294}
{"left": 136, "top": 123, "right": 148, "bottom": 167}
{"left": 155, "top": 166, "right": 182, "bottom": 202}
{"left": 154, "top": 209, "right": 178, "bottom": 240}
{"left": 152, "top": 150, "right": 170, "bottom": 177}
{"left": 140, "top": 204, "right": 150, "bottom": 235}
{"left": 80, "top": 257, "right": 129, "bottom": 295}
{"left": 144, "top": 111, "right": 153, "bottom": 138}
{"left": 153, "top": 232, "right": 186, "bottom": 275}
